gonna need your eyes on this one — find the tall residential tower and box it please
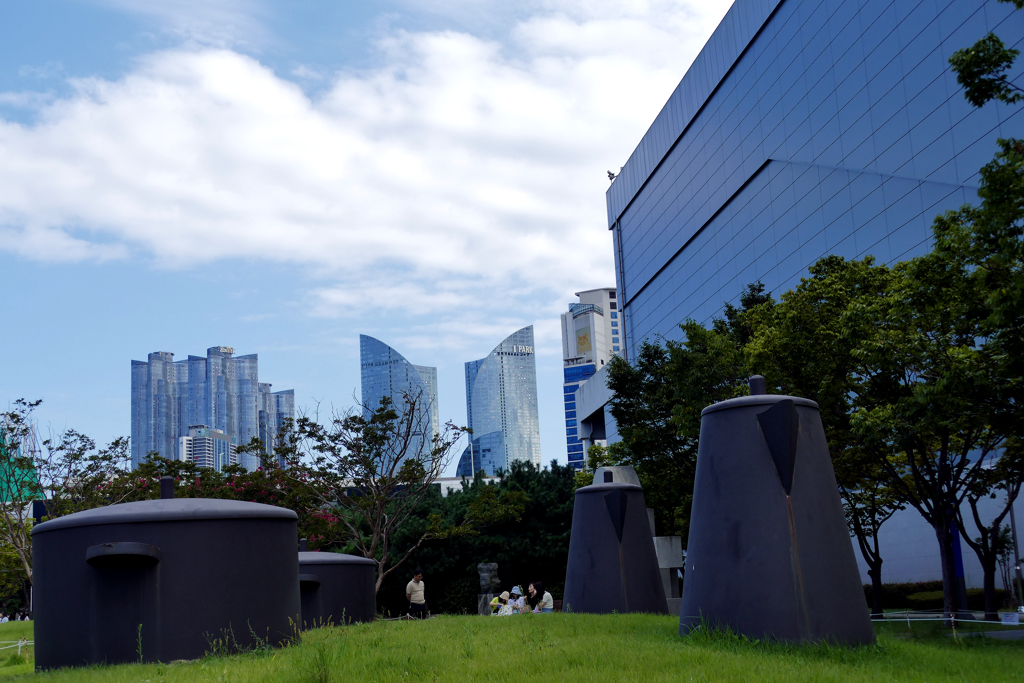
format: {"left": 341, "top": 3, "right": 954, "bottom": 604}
{"left": 130, "top": 346, "right": 294, "bottom": 471}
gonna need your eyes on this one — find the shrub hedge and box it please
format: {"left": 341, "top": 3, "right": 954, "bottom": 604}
{"left": 864, "top": 581, "right": 1008, "bottom": 611}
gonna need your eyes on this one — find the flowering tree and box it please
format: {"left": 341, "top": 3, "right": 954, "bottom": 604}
{"left": 0, "top": 399, "right": 136, "bottom": 592}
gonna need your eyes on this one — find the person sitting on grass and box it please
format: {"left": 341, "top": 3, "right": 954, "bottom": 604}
{"left": 510, "top": 586, "right": 529, "bottom": 613}
{"left": 493, "top": 592, "right": 515, "bottom": 616}
{"left": 529, "top": 582, "right": 554, "bottom": 613}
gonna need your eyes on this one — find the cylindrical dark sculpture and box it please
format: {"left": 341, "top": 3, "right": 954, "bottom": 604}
{"left": 32, "top": 498, "right": 300, "bottom": 669}
{"left": 679, "top": 380, "right": 874, "bottom": 644}
{"left": 298, "top": 551, "right": 376, "bottom": 627}
{"left": 563, "top": 481, "right": 667, "bottom": 614}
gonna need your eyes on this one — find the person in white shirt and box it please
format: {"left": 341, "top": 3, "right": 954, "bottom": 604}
{"left": 529, "top": 582, "right": 554, "bottom": 613}
{"left": 405, "top": 569, "right": 427, "bottom": 619}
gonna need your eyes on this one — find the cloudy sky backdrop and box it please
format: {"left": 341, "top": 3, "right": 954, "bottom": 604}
{"left": 0, "top": 0, "right": 732, "bottom": 471}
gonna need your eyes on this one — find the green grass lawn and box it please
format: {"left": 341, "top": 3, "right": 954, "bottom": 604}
{"left": 3, "top": 613, "right": 1023, "bottom": 682}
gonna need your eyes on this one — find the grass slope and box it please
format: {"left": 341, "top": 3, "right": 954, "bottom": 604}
{"left": 6, "top": 614, "right": 1024, "bottom": 682}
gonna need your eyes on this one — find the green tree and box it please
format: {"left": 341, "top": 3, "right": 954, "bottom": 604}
{"left": 0, "top": 399, "right": 137, "bottom": 595}
{"left": 604, "top": 286, "right": 766, "bottom": 539}
{"left": 279, "top": 393, "right": 524, "bottom": 592}
{"left": 605, "top": 341, "right": 697, "bottom": 538}
{"left": 949, "top": 0, "right": 1024, "bottom": 108}
{"left": 845, "top": 248, "right": 1015, "bottom": 621}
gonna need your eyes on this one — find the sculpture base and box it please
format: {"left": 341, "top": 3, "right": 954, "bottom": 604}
{"left": 478, "top": 593, "right": 495, "bottom": 615}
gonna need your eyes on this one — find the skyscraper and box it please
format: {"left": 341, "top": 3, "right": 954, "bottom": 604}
{"left": 560, "top": 288, "right": 618, "bottom": 469}
{"left": 455, "top": 326, "right": 541, "bottom": 477}
{"left": 130, "top": 346, "right": 294, "bottom": 471}
{"left": 359, "top": 335, "right": 439, "bottom": 458}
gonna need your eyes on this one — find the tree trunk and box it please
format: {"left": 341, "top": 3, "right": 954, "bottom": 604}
{"left": 983, "top": 556, "right": 1000, "bottom": 621}
{"left": 935, "top": 523, "right": 959, "bottom": 624}
{"left": 868, "top": 563, "right": 884, "bottom": 618}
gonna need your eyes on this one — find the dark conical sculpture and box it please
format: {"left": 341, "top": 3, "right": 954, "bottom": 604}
{"left": 563, "top": 474, "right": 667, "bottom": 614}
{"left": 679, "top": 377, "right": 874, "bottom": 644}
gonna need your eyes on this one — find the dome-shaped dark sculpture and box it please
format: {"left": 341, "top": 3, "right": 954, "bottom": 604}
{"left": 563, "top": 477, "right": 667, "bottom": 614}
{"left": 679, "top": 378, "right": 874, "bottom": 644}
{"left": 298, "top": 541, "right": 376, "bottom": 627}
{"left": 32, "top": 481, "right": 300, "bottom": 669}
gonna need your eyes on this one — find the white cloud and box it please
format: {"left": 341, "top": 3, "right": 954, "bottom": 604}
{"left": 0, "top": 1, "right": 732, "bottom": 318}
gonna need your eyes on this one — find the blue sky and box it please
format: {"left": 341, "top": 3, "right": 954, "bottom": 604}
{"left": 0, "top": 0, "right": 731, "bottom": 473}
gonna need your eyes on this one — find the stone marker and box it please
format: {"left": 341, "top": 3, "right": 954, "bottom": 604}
{"left": 478, "top": 563, "right": 500, "bottom": 615}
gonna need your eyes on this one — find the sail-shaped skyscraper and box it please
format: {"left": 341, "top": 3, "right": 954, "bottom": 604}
{"left": 359, "top": 335, "right": 439, "bottom": 458}
{"left": 456, "top": 326, "right": 541, "bottom": 477}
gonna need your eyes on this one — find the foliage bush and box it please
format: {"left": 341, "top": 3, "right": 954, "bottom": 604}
{"left": 862, "top": 581, "right": 943, "bottom": 610}
{"left": 906, "top": 588, "right": 1008, "bottom": 612}
{"left": 862, "top": 582, "right": 1009, "bottom": 611}
{"left": 375, "top": 460, "right": 576, "bottom": 616}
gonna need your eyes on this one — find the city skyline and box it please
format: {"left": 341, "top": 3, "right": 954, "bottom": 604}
{"left": 0, "top": 1, "right": 733, "bottom": 468}
{"left": 131, "top": 346, "right": 294, "bottom": 471}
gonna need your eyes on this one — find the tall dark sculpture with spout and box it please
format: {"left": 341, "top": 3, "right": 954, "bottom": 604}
{"left": 679, "top": 377, "right": 873, "bottom": 644}
{"left": 563, "top": 472, "right": 667, "bottom": 614}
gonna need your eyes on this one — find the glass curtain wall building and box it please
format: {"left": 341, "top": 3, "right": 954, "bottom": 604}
{"left": 130, "top": 346, "right": 294, "bottom": 471}
{"left": 603, "top": 0, "right": 1024, "bottom": 589}
{"left": 607, "top": 0, "right": 1024, "bottom": 357}
{"left": 560, "top": 288, "right": 619, "bottom": 469}
{"left": 456, "top": 326, "right": 542, "bottom": 477}
{"left": 359, "top": 335, "right": 440, "bottom": 460}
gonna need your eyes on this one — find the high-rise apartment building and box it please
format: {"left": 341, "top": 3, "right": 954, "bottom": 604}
{"left": 177, "top": 425, "right": 237, "bottom": 472}
{"left": 359, "top": 335, "right": 440, "bottom": 459}
{"left": 560, "top": 288, "right": 619, "bottom": 469}
{"left": 130, "top": 346, "right": 294, "bottom": 471}
{"left": 455, "top": 326, "right": 541, "bottom": 477}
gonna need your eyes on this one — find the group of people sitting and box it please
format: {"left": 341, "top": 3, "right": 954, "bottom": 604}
{"left": 489, "top": 581, "right": 554, "bottom": 615}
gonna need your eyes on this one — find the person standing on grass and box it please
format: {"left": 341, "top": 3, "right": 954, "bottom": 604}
{"left": 406, "top": 569, "right": 427, "bottom": 619}
{"left": 529, "top": 582, "right": 554, "bottom": 613}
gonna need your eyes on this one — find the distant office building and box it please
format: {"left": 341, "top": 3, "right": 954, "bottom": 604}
{"left": 131, "top": 346, "right": 294, "bottom": 471}
{"left": 560, "top": 288, "right": 619, "bottom": 469}
{"left": 359, "top": 335, "right": 439, "bottom": 459}
{"left": 177, "top": 425, "right": 237, "bottom": 472}
{"left": 455, "top": 326, "right": 541, "bottom": 477}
